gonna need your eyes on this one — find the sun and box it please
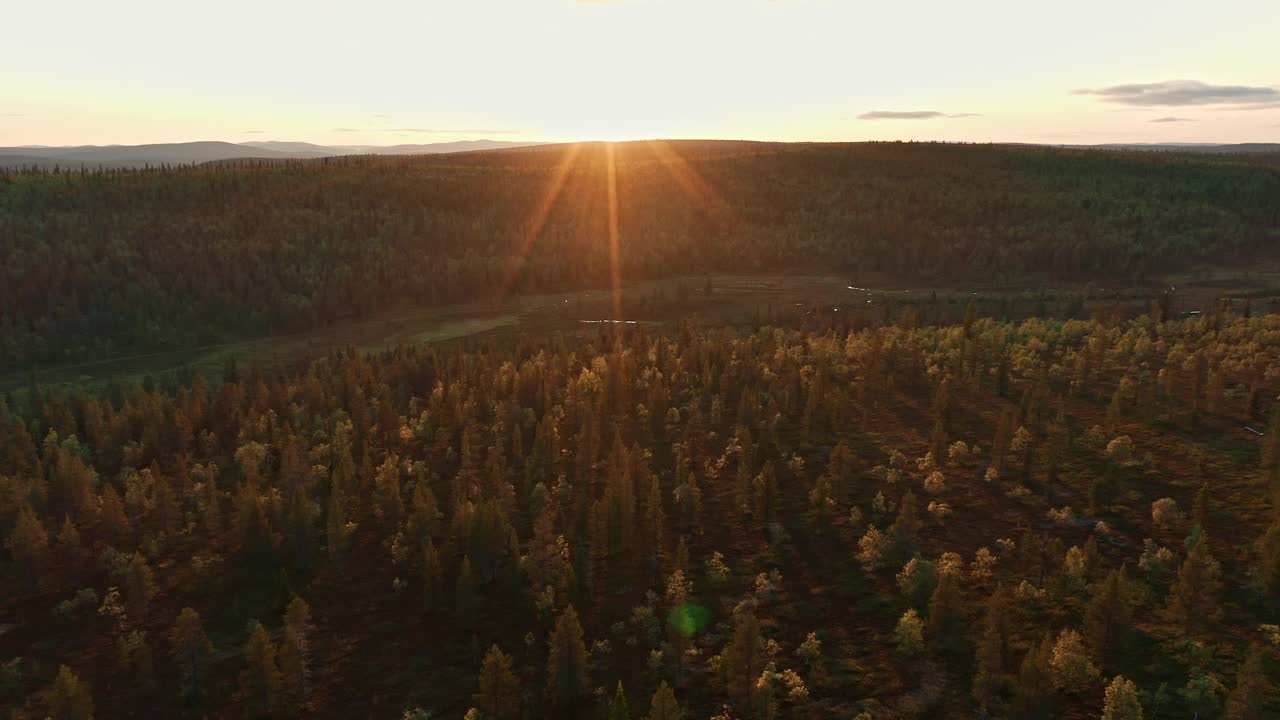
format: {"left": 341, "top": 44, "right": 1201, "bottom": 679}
{"left": 500, "top": 140, "right": 738, "bottom": 340}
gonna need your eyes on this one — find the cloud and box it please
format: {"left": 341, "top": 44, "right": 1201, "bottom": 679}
{"left": 1149, "top": 116, "right": 1194, "bottom": 123}
{"left": 857, "top": 111, "right": 978, "bottom": 120}
{"left": 242, "top": 129, "right": 266, "bottom": 134}
{"left": 0, "top": 113, "right": 26, "bottom": 117}
{"left": 334, "top": 127, "right": 521, "bottom": 135}
{"left": 370, "top": 113, "right": 393, "bottom": 120}
{"left": 1074, "top": 80, "right": 1280, "bottom": 108}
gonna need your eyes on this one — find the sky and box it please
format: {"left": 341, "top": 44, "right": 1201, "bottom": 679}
{"left": 3, "top": 0, "right": 1278, "bottom": 147}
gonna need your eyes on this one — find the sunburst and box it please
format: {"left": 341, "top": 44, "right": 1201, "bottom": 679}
{"left": 503, "top": 140, "right": 737, "bottom": 337}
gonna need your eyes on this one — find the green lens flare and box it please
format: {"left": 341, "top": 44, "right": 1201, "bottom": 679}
{"left": 668, "top": 602, "right": 709, "bottom": 637}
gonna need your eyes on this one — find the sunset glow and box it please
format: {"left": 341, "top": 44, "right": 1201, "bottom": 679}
{"left": 3, "top": 0, "right": 1278, "bottom": 146}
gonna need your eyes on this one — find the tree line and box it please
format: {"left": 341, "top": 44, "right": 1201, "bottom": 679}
{"left": 2, "top": 141, "right": 1277, "bottom": 368}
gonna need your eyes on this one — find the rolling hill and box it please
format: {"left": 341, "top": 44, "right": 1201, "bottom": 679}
{"left": 0, "top": 139, "right": 546, "bottom": 169}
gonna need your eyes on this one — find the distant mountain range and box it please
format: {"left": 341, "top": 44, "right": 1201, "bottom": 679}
{"left": 0, "top": 139, "right": 547, "bottom": 169}
{"left": 2, "top": 140, "right": 1276, "bottom": 170}
{"left": 1066, "top": 143, "right": 1280, "bottom": 154}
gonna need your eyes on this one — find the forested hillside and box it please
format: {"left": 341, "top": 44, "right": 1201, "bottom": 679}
{"left": 3, "top": 306, "right": 1280, "bottom": 718}
{"left": 2, "top": 141, "right": 1278, "bottom": 368}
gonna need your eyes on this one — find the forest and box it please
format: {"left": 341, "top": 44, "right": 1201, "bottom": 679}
{"left": 2, "top": 141, "right": 1278, "bottom": 368}
{"left": 4, "top": 298, "right": 1280, "bottom": 718}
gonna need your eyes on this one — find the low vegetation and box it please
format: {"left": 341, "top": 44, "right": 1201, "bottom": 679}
{"left": 4, "top": 301, "right": 1280, "bottom": 718}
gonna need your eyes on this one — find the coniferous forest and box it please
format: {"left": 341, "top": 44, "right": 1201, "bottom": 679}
{"left": 3, "top": 141, "right": 1280, "bottom": 720}
{"left": 2, "top": 141, "right": 1278, "bottom": 367}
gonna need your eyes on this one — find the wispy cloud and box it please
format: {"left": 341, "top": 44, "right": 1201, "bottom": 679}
{"left": 857, "top": 111, "right": 979, "bottom": 120}
{"left": 242, "top": 129, "right": 266, "bottom": 134}
{"left": 1074, "top": 80, "right": 1280, "bottom": 108}
{"left": 0, "top": 113, "right": 26, "bottom": 117}
{"left": 334, "top": 127, "right": 520, "bottom": 135}
{"left": 1149, "top": 116, "right": 1194, "bottom": 123}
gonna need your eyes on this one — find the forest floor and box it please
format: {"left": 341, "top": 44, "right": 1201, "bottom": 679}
{"left": 6, "top": 264, "right": 1280, "bottom": 396}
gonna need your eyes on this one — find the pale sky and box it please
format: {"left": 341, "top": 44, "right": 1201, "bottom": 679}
{"left": 3, "top": 0, "right": 1278, "bottom": 146}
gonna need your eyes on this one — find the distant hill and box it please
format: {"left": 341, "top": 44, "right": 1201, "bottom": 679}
{"left": 237, "top": 141, "right": 342, "bottom": 154}
{"left": 0, "top": 141, "right": 330, "bottom": 169}
{"left": 3, "top": 139, "right": 1279, "bottom": 370}
{"left": 328, "top": 140, "right": 550, "bottom": 155}
{"left": 0, "top": 139, "right": 547, "bottom": 169}
{"left": 1071, "top": 142, "right": 1280, "bottom": 154}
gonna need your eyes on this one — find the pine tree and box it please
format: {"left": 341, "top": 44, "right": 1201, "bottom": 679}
{"left": 170, "top": 607, "right": 212, "bottom": 699}
{"left": 547, "top": 605, "right": 590, "bottom": 708}
{"left": 476, "top": 644, "right": 520, "bottom": 720}
{"left": 808, "top": 473, "right": 835, "bottom": 528}
{"left": 1256, "top": 520, "right": 1280, "bottom": 600}
{"left": 241, "top": 621, "right": 282, "bottom": 718}
{"left": 609, "top": 681, "right": 631, "bottom": 720}
{"left": 54, "top": 516, "right": 84, "bottom": 587}
{"left": 722, "top": 608, "right": 768, "bottom": 713}
{"left": 98, "top": 487, "right": 132, "bottom": 547}
{"left": 201, "top": 464, "right": 224, "bottom": 539}
{"left": 116, "top": 630, "right": 157, "bottom": 695}
{"left": 1224, "top": 644, "right": 1271, "bottom": 720}
{"left": 1102, "top": 675, "right": 1143, "bottom": 720}
{"left": 124, "top": 553, "right": 156, "bottom": 626}
{"left": 926, "top": 568, "right": 965, "bottom": 651}
{"left": 890, "top": 490, "right": 921, "bottom": 549}
{"left": 423, "top": 539, "right": 443, "bottom": 612}
{"left": 894, "top": 609, "right": 925, "bottom": 657}
{"left": 326, "top": 472, "right": 348, "bottom": 562}
{"left": 1085, "top": 567, "right": 1134, "bottom": 660}
{"left": 1167, "top": 535, "right": 1223, "bottom": 633}
{"left": 45, "top": 665, "right": 93, "bottom": 720}
{"left": 154, "top": 474, "right": 180, "bottom": 536}
{"left": 407, "top": 480, "right": 441, "bottom": 545}
{"left": 645, "top": 681, "right": 682, "bottom": 720}
{"left": 1049, "top": 629, "right": 1099, "bottom": 693}
{"left": 1193, "top": 482, "right": 1212, "bottom": 530}
{"left": 456, "top": 555, "right": 479, "bottom": 630}
{"left": 279, "top": 596, "right": 312, "bottom": 710}
{"left": 373, "top": 454, "right": 403, "bottom": 529}
{"left": 4, "top": 504, "right": 47, "bottom": 588}
{"left": 973, "top": 609, "right": 1005, "bottom": 708}
{"left": 1013, "top": 635, "right": 1055, "bottom": 719}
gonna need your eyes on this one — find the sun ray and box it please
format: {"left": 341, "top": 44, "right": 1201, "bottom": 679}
{"left": 645, "top": 140, "right": 738, "bottom": 236}
{"left": 606, "top": 142, "right": 623, "bottom": 347}
{"left": 498, "top": 143, "right": 582, "bottom": 301}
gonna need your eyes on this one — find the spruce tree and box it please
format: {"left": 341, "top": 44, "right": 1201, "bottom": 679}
{"left": 973, "top": 609, "right": 1005, "bottom": 708}
{"left": 1256, "top": 520, "right": 1280, "bottom": 600}
{"left": 125, "top": 553, "right": 156, "bottom": 626}
{"left": 1224, "top": 644, "right": 1271, "bottom": 720}
{"left": 1013, "top": 635, "right": 1055, "bottom": 719}
{"left": 609, "top": 681, "right": 631, "bottom": 720}
{"left": 170, "top": 607, "right": 212, "bottom": 699}
{"left": 45, "top": 665, "right": 93, "bottom": 720}
{"left": 279, "top": 596, "right": 312, "bottom": 710}
{"left": 1085, "top": 567, "right": 1133, "bottom": 659}
{"left": 241, "top": 621, "right": 282, "bottom": 718}
{"left": 722, "top": 608, "right": 768, "bottom": 713}
{"left": 646, "top": 681, "right": 682, "bottom": 720}
{"left": 4, "top": 505, "right": 47, "bottom": 588}
{"left": 926, "top": 568, "right": 965, "bottom": 652}
{"left": 456, "top": 556, "right": 479, "bottom": 631}
{"left": 547, "top": 605, "right": 590, "bottom": 709}
{"left": 476, "top": 644, "right": 520, "bottom": 720}
{"left": 1167, "top": 535, "right": 1222, "bottom": 633}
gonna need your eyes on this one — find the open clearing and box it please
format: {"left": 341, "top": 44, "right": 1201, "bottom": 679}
{"left": 7, "top": 266, "right": 1280, "bottom": 396}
